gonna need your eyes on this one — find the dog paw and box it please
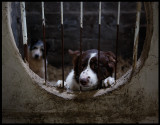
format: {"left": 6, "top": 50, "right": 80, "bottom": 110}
{"left": 103, "top": 77, "right": 115, "bottom": 87}
{"left": 56, "top": 80, "right": 64, "bottom": 88}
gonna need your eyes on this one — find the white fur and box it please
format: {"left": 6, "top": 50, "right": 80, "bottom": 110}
{"left": 56, "top": 70, "right": 80, "bottom": 91}
{"left": 31, "top": 46, "right": 43, "bottom": 59}
{"left": 65, "top": 70, "right": 80, "bottom": 90}
{"left": 102, "top": 76, "right": 115, "bottom": 87}
{"left": 79, "top": 53, "right": 98, "bottom": 90}
{"left": 56, "top": 52, "right": 115, "bottom": 91}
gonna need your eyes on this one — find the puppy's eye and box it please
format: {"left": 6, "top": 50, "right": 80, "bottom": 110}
{"left": 91, "top": 63, "right": 98, "bottom": 71}
{"left": 81, "top": 64, "right": 85, "bottom": 69}
{"left": 93, "top": 64, "right": 97, "bottom": 69}
{"left": 33, "top": 47, "right": 38, "bottom": 50}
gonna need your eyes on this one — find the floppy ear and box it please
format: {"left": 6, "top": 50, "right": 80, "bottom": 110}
{"left": 104, "top": 51, "right": 116, "bottom": 70}
{"left": 105, "top": 51, "right": 116, "bottom": 62}
{"left": 68, "top": 49, "right": 80, "bottom": 57}
{"left": 68, "top": 49, "right": 81, "bottom": 67}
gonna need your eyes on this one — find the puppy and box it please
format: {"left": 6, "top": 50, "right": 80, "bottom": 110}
{"left": 56, "top": 49, "right": 116, "bottom": 91}
{"left": 28, "top": 39, "right": 47, "bottom": 79}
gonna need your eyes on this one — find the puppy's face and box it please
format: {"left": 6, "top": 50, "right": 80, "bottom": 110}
{"left": 69, "top": 49, "right": 116, "bottom": 90}
{"left": 30, "top": 40, "right": 44, "bottom": 60}
{"left": 79, "top": 52, "right": 98, "bottom": 90}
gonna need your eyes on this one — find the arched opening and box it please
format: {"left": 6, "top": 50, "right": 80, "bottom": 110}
{"left": 10, "top": 2, "right": 152, "bottom": 99}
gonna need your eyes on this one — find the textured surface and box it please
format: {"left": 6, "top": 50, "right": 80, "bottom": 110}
{"left": 2, "top": 2, "right": 159, "bottom": 123}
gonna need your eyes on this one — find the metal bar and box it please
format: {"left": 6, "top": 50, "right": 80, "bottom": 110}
{"left": 42, "top": 25, "right": 47, "bottom": 83}
{"left": 42, "top": 2, "right": 47, "bottom": 83}
{"left": 98, "top": 2, "right": 101, "bottom": 89}
{"left": 132, "top": 2, "right": 141, "bottom": 70}
{"left": 24, "top": 44, "right": 28, "bottom": 62}
{"left": 115, "top": 2, "right": 120, "bottom": 82}
{"left": 99, "top": 2, "right": 101, "bottom": 25}
{"left": 115, "top": 24, "right": 119, "bottom": 81}
{"left": 42, "top": 2, "right": 45, "bottom": 26}
{"left": 80, "top": 2, "right": 83, "bottom": 28}
{"left": 117, "top": 2, "right": 120, "bottom": 25}
{"left": 20, "top": 2, "right": 28, "bottom": 62}
{"left": 80, "top": 2, "right": 83, "bottom": 91}
{"left": 98, "top": 24, "right": 101, "bottom": 89}
{"left": 61, "top": 2, "right": 64, "bottom": 88}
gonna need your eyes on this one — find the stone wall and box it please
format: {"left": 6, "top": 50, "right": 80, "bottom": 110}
{"left": 11, "top": 2, "right": 146, "bottom": 67}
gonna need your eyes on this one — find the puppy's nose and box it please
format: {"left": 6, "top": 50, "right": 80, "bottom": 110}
{"left": 80, "top": 77, "right": 89, "bottom": 85}
{"left": 35, "top": 54, "right": 39, "bottom": 59}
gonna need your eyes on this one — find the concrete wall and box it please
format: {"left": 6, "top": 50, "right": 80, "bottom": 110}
{"left": 11, "top": 2, "right": 146, "bottom": 67}
{"left": 2, "top": 2, "right": 159, "bottom": 123}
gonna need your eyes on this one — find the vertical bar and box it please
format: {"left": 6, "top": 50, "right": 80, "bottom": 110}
{"left": 98, "top": 2, "right": 101, "bottom": 89}
{"left": 20, "top": 2, "right": 28, "bottom": 62}
{"left": 80, "top": 2, "right": 83, "bottom": 91}
{"left": 61, "top": 2, "right": 64, "bottom": 88}
{"left": 24, "top": 44, "right": 28, "bottom": 62}
{"left": 115, "top": 2, "right": 120, "bottom": 82}
{"left": 80, "top": 2, "right": 83, "bottom": 28}
{"left": 42, "top": 2, "right": 45, "bottom": 26}
{"left": 42, "top": 2, "right": 47, "bottom": 83}
{"left": 61, "top": 2, "right": 63, "bottom": 25}
{"left": 117, "top": 2, "right": 120, "bottom": 25}
{"left": 132, "top": 2, "right": 141, "bottom": 70}
{"left": 99, "top": 2, "right": 101, "bottom": 25}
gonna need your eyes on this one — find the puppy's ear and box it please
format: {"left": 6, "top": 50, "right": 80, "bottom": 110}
{"left": 105, "top": 51, "right": 116, "bottom": 63}
{"left": 68, "top": 49, "right": 80, "bottom": 57}
{"left": 68, "top": 49, "right": 82, "bottom": 67}
{"left": 104, "top": 51, "right": 116, "bottom": 71}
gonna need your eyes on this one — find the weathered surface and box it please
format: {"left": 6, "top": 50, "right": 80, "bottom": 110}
{"left": 2, "top": 2, "right": 158, "bottom": 123}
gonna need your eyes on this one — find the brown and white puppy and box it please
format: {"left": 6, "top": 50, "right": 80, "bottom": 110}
{"left": 56, "top": 49, "right": 116, "bottom": 91}
{"left": 28, "top": 40, "right": 47, "bottom": 78}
